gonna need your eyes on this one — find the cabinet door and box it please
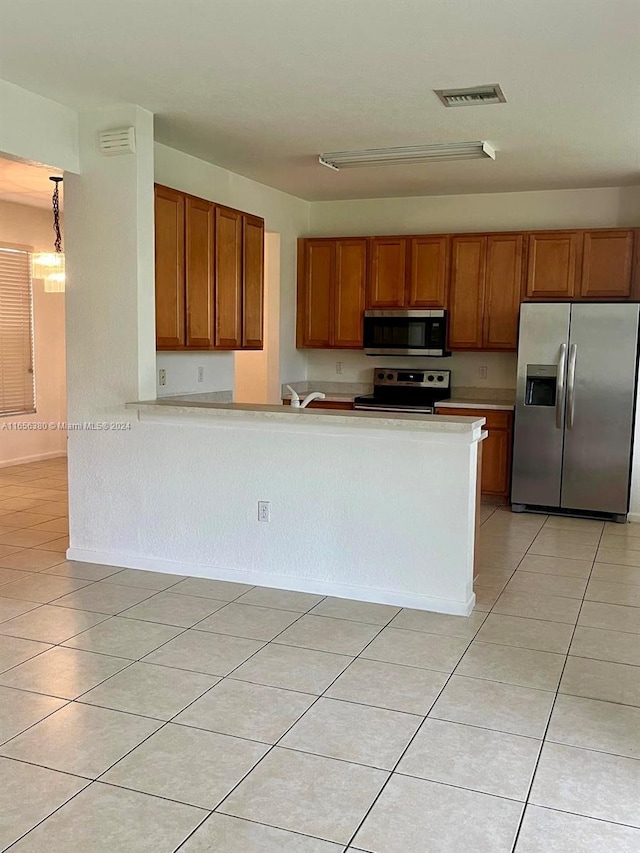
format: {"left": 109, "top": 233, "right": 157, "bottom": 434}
{"left": 580, "top": 230, "right": 636, "bottom": 299}
{"left": 526, "top": 231, "right": 582, "bottom": 299}
{"left": 214, "top": 206, "right": 243, "bottom": 348}
{"left": 436, "top": 407, "right": 512, "bottom": 497}
{"left": 449, "top": 236, "right": 486, "bottom": 349}
{"left": 185, "top": 196, "right": 214, "bottom": 349}
{"left": 334, "top": 239, "right": 366, "bottom": 348}
{"left": 480, "top": 427, "right": 511, "bottom": 496}
{"left": 367, "top": 238, "right": 407, "bottom": 307}
{"left": 242, "top": 214, "right": 264, "bottom": 348}
{"left": 297, "top": 240, "right": 334, "bottom": 347}
{"left": 483, "top": 234, "right": 524, "bottom": 350}
{"left": 154, "top": 185, "right": 185, "bottom": 348}
{"left": 408, "top": 236, "right": 449, "bottom": 307}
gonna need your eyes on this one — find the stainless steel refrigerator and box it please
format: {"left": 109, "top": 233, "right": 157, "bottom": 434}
{"left": 511, "top": 302, "right": 640, "bottom": 521}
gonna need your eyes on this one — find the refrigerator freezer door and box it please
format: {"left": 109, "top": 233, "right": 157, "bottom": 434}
{"left": 512, "top": 303, "right": 571, "bottom": 507}
{"left": 561, "top": 303, "right": 640, "bottom": 514}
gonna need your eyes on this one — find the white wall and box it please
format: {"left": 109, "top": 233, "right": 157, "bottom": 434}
{"left": 0, "top": 200, "right": 66, "bottom": 465}
{"left": 0, "top": 81, "right": 79, "bottom": 174}
{"left": 154, "top": 144, "right": 310, "bottom": 394}
{"left": 307, "top": 351, "right": 517, "bottom": 390}
{"left": 69, "top": 409, "right": 480, "bottom": 615}
{"left": 156, "top": 352, "right": 235, "bottom": 398}
{"left": 309, "top": 186, "right": 640, "bottom": 236}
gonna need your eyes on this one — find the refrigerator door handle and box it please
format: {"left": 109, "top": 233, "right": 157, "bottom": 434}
{"left": 556, "top": 343, "right": 567, "bottom": 430}
{"left": 567, "top": 343, "right": 578, "bottom": 430}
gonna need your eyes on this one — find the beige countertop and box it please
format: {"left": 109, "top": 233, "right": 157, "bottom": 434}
{"left": 127, "top": 398, "right": 486, "bottom": 438}
{"left": 436, "top": 398, "right": 515, "bottom": 412}
{"left": 435, "top": 387, "right": 515, "bottom": 411}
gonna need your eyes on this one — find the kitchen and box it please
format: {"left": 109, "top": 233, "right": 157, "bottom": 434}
{"left": 2, "top": 2, "right": 640, "bottom": 848}
{"left": 153, "top": 195, "right": 639, "bottom": 513}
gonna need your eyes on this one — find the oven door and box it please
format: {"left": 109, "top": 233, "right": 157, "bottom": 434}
{"left": 363, "top": 310, "right": 449, "bottom": 356}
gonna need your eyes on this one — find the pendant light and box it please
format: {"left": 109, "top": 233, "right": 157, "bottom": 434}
{"left": 32, "top": 176, "right": 65, "bottom": 292}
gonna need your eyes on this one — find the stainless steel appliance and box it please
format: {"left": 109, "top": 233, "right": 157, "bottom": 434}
{"left": 363, "top": 309, "right": 450, "bottom": 357}
{"left": 512, "top": 302, "right": 640, "bottom": 521}
{"left": 354, "top": 368, "right": 451, "bottom": 413}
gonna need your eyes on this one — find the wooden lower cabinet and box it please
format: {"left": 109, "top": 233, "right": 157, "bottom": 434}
{"left": 436, "top": 407, "right": 513, "bottom": 499}
{"left": 282, "top": 399, "right": 354, "bottom": 410}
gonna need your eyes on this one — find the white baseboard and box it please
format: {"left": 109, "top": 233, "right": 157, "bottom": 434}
{"left": 627, "top": 512, "right": 640, "bottom": 524}
{"left": 65, "top": 547, "right": 475, "bottom": 616}
{"left": 0, "top": 451, "right": 67, "bottom": 468}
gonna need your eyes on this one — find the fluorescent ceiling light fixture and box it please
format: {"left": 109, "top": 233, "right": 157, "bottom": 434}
{"left": 319, "top": 141, "right": 495, "bottom": 170}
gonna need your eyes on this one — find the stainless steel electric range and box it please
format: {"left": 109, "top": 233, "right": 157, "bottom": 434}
{"left": 353, "top": 368, "right": 451, "bottom": 414}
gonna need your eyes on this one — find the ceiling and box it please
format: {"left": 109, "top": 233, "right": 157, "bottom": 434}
{"left": 0, "top": 158, "right": 62, "bottom": 208}
{"left": 0, "top": 0, "right": 639, "bottom": 201}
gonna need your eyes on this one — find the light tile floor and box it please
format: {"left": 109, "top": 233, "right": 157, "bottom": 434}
{"left": 0, "top": 459, "right": 639, "bottom": 851}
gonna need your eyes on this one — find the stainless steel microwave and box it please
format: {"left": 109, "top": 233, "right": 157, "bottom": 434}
{"left": 363, "top": 309, "right": 450, "bottom": 357}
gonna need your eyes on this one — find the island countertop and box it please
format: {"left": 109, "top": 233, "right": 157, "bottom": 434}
{"left": 127, "top": 398, "right": 486, "bottom": 438}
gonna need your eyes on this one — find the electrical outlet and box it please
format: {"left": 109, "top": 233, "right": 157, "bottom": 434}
{"left": 479, "top": 365, "right": 488, "bottom": 380}
{"left": 336, "top": 361, "right": 344, "bottom": 375}
{"left": 258, "top": 501, "right": 270, "bottom": 522}
{"left": 197, "top": 366, "right": 204, "bottom": 383}
{"left": 158, "top": 368, "right": 166, "bottom": 386}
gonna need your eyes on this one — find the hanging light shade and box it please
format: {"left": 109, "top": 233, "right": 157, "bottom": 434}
{"left": 32, "top": 251, "right": 65, "bottom": 279}
{"left": 44, "top": 271, "right": 66, "bottom": 293}
{"left": 32, "top": 176, "right": 65, "bottom": 291}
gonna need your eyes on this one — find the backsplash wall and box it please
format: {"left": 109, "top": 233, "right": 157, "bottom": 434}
{"left": 305, "top": 350, "right": 517, "bottom": 390}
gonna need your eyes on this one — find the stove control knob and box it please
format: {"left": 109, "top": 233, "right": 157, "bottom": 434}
{"left": 377, "top": 372, "right": 385, "bottom": 379}
{"left": 427, "top": 375, "right": 435, "bottom": 382}
{"left": 387, "top": 373, "right": 393, "bottom": 380}
{"left": 437, "top": 375, "right": 444, "bottom": 382}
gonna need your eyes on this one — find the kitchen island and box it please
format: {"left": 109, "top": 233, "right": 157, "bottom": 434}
{"left": 70, "top": 400, "right": 486, "bottom": 616}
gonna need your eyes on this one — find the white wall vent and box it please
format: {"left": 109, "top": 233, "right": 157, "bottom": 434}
{"left": 434, "top": 84, "right": 506, "bottom": 107}
{"left": 99, "top": 127, "right": 136, "bottom": 156}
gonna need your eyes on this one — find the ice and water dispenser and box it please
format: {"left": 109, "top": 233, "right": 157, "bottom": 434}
{"left": 525, "top": 365, "right": 558, "bottom": 407}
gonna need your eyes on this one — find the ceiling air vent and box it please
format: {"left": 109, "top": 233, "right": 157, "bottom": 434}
{"left": 99, "top": 127, "right": 136, "bottom": 156}
{"left": 434, "top": 84, "right": 506, "bottom": 107}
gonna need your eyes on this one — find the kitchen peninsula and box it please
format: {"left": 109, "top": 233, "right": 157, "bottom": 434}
{"left": 116, "top": 400, "right": 485, "bottom": 616}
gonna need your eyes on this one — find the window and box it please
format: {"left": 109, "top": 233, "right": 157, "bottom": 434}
{"left": 0, "top": 246, "right": 35, "bottom": 416}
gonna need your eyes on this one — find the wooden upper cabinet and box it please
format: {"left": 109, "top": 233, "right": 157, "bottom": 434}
{"left": 334, "top": 239, "right": 366, "bottom": 348}
{"left": 155, "top": 185, "right": 185, "bottom": 348}
{"left": 408, "top": 236, "right": 449, "bottom": 307}
{"left": 367, "top": 238, "right": 407, "bottom": 308}
{"left": 483, "top": 234, "right": 523, "bottom": 350}
{"left": 242, "top": 215, "right": 265, "bottom": 348}
{"left": 185, "top": 196, "right": 214, "bottom": 349}
{"left": 449, "top": 236, "right": 486, "bottom": 349}
{"left": 526, "top": 231, "right": 582, "bottom": 299}
{"left": 214, "top": 206, "right": 243, "bottom": 348}
{"left": 580, "top": 230, "right": 636, "bottom": 299}
{"left": 297, "top": 240, "right": 334, "bottom": 347}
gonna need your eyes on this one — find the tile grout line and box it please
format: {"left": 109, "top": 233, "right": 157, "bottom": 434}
{"left": 2, "top": 484, "right": 637, "bottom": 849}
{"left": 507, "top": 512, "right": 606, "bottom": 852}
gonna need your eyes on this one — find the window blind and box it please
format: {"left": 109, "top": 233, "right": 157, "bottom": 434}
{"left": 0, "top": 247, "right": 35, "bottom": 416}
